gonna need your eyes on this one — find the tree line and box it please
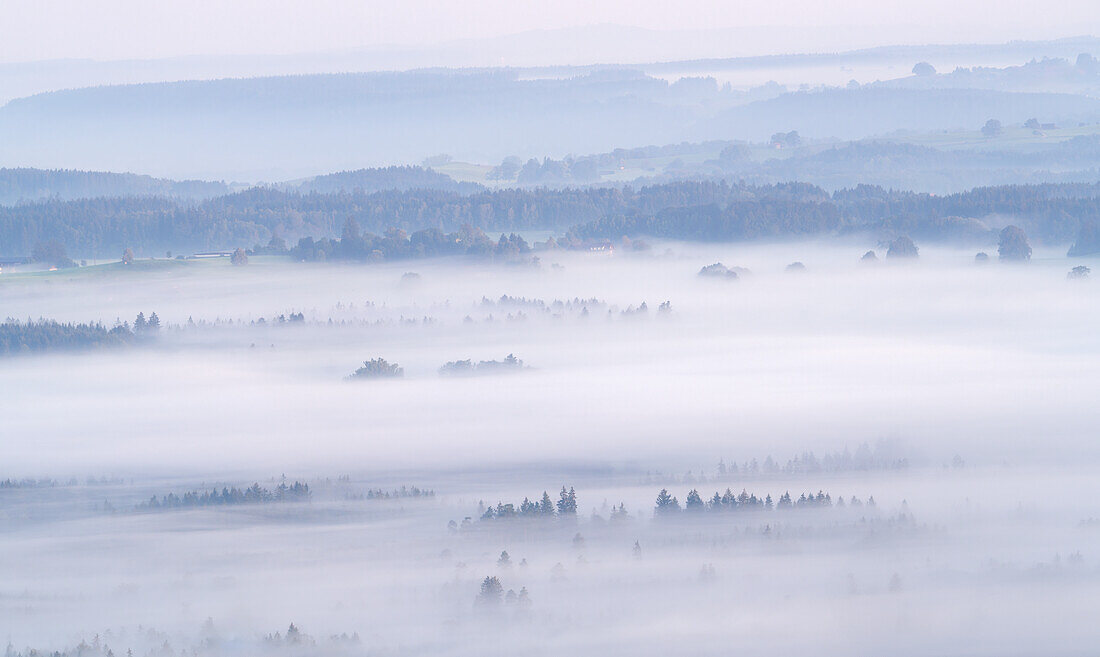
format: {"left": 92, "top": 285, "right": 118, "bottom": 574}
{"left": 0, "top": 316, "right": 158, "bottom": 355}
{"left": 654, "top": 488, "right": 875, "bottom": 515}
{"left": 136, "top": 481, "right": 311, "bottom": 510}
{"left": 471, "top": 486, "right": 578, "bottom": 522}
{"left": 463, "top": 486, "right": 877, "bottom": 525}
{"left": 6, "top": 180, "right": 1100, "bottom": 257}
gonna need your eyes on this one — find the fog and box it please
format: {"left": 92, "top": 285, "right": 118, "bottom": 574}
{"left": 2, "top": 240, "right": 1100, "bottom": 654}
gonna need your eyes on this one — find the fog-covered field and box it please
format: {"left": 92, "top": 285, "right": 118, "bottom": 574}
{"left": 2, "top": 241, "right": 1099, "bottom": 654}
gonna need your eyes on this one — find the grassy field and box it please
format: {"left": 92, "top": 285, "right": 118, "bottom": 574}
{"left": 0, "top": 255, "right": 295, "bottom": 283}
{"left": 888, "top": 123, "right": 1100, "bottom": 151}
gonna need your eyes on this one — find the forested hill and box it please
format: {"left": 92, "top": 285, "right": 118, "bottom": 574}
{"left": 0, "top": 168, "right": 229, "bottom": 206}
{"left": 4, "top": 180, "right": 1100, "bottom": 257}
{"left": 5, "top": 67, "right": 1100, "bottom": 179}
{"left": 290, "top": 166, "right": 483, "bottom": 195}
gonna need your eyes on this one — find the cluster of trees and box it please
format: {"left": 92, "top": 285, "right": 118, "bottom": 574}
{"left": 886, "top": 235, "right": 919, "bottom": 258}
{"left": 476, "top": 486, "right": 577, "bottom": 521}
{"left": 287, "top": 220, "right": 534, "bottom": 263}
{"left": 348, "top": 358, "right": 404, "bottom": 379}
{"left": 344, "top": 486, "right": 434, "bottom": 500}
{"left": 698, "top": 262, "right": 742, "bottom": 279}
{"left": 646, "top": 445, "right": 910, "bottom": 487}
{"left": 770, "top": 130, "right": 802, "bottom": 148}
{"left": 655, "top": 488, "right": 875, "bottom": 515}
{"left": 717, "top": 137, "right": 1100, "bottom": 195}
{"left": 476, "top": 576, "right": 532, "bottom": 609}
{"left": 136, "top": 481, "right": 311, "bottom": 509}
{"left": 0, "top": 318, "right": 140, "bottom": 355}
{"left": 10, "top": 179, "right": 1100, "bottom": 257}
{"left": 487, "top": 156, "right": 600, "bottom": 184}
{"left": 293, "top": 165, "right": 480, "bottom": 195}
{"left": 31, "top": 238, "right": 77, "bottom": 268}
{"left": 570, "top": 182, "right": 1100, "bottom": 249}
{"left": 1067, "top": 218, "right": 1100, "bottom": 256}
{"left": 439, "top": 354, "right": 525, "bottom": 376}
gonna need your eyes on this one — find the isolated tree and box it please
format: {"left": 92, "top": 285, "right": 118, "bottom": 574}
{"left": 911, "top": 61, "right": 936, "bottom": 76}
{"left": 121, "top": 248, "right": 134, "bottom": 265}
{"left": 231, "top": 248, "right": 249, "bottom": 266}
{"left": 975, "top": 251, "right": 990, "bottom": 263}
{"left": 785, "top": 261, "right": 806, "bottom": 273}
{"left": 1024, "top": 117, "right": 1040, "bottom": 129}
{"left": 497, "top": 550, "right": 511, "bottom": 567}
{"left": 998, "top": 225, "right": 1032, "bottom": 261}
{"left": 981, "top": 119, "right": 1003, "bottom": 137}
{"left": 886, "top": 236, "right": 919, "bottom": 259}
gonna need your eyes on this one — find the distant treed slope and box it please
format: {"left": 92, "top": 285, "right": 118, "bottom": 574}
{"left": 4, "top": 69, "right": 1099, "bottom": 178}
{"left": 725, "top": 138, "right": 1100, "bottom": 193}
{"left": 573, "top": 182, "right": 1100, "bottom": 246}
{"left": 0, "top": 168, "right": 228, "bottom": 206}
{"left": 291, "top": 166, "right": 482, "bottom": 195}
{"left": 0, "top": 70, "right": 708, "bottom": 179}
{"left": 698, "top": 88, "right": 1100, "bottom": 142}
{"left": 877, "top": 54, "right": 1100, "bottom": 96}
{"left": 4, "top": 181, "right": 1100, "bottom": 256}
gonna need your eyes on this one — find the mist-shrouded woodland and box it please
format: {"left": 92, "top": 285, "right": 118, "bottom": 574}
{"left": 2, "top": 6, "right": 1100, "bottom": 657}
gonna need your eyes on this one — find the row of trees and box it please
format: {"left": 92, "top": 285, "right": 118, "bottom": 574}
{"left": 655, "top": 488, "right": 875, "bottom": 515}
{"left": 349, "top": 355, "right": 529, "bottom": 380}
{"left": 439, "top": 354, "right": 525, "bottom": 376}
{"left": 344, "top": 486, "right": 434, "bottom": 500}
{"left": 467, "top": 486, "right": 874, "bottom": 524}
{"left": 477, "top": 487, "right": 578, "bottom": 520}
{"left": 286, "top": 221, "right": 534, "bottom": 263}
{"left": 0, "top": 317, "right": 152, "bottom": 355}
{"left": 136, "top": 481, "right": 311, "bottom": 509}
{"left": 7, "top": 179, "right": 1100, "bottom": 256}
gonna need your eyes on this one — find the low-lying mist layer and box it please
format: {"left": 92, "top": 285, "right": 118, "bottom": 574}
{"left": 2, "top": 240, "right": 1099, "bottom": 654}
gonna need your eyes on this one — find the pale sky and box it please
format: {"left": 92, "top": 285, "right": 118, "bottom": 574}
{"left": 1, "top": 0, "right": 1098, "bottom": 63}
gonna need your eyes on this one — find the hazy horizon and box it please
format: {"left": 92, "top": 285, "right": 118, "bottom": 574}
{"left": 4, "top": 5, "right": 1100, "bottom": 655}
